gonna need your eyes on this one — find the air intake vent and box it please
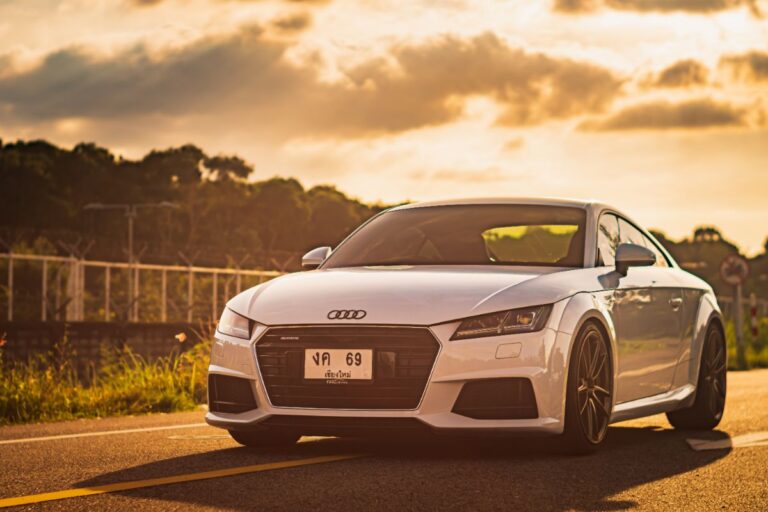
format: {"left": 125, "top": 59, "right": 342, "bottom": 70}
{"left": 208, "top": 374, "right": 257, "bottom": 414}
{"left": 452, "top": 378, "right": 538, "bottom": 419}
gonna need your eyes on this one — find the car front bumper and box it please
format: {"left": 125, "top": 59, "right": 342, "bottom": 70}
{"left": 205, "top": 302, "right": 573, "bottom": 437}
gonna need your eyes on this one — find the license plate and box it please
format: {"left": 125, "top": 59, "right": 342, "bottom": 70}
{"left": 304, "top": 349, "right": 373, "bottom": 381}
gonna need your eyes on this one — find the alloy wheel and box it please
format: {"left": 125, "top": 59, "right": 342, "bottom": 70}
{"left": 702, "top": 329, "right": 726, "bottom": 419}
{"left": 576, "top": 329, "right": 612, "bottom": 444}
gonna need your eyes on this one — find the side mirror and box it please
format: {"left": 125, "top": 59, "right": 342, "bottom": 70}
{"left": 301, "top": 246, "right": 331, "bottom": 269}
{"left": 615, "top": 243, "right": 656, "bottom": 276}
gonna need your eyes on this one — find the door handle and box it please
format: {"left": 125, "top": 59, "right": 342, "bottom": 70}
{"left": 669, "top": 297, "right": 683, "bottom": 310}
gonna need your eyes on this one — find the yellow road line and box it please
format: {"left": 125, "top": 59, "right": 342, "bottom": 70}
{"left": 0, "top": 454, "right": 363, "bottom": 508}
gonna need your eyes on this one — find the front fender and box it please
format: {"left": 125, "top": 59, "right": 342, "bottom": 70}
{"left": 684, "top": 291, "right": 724, "bottom": 388}
{"left": 554, "top": 291, "right": 619, "bottom": 418}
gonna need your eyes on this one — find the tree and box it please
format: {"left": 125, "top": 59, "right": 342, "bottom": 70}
{"left": 306, "top": 185, "right": 362, "bottom": 248}
{"left": 693, "top": 226, "right": 723, "bottom": 243}
{"left": 248, "top": 177, "right": 310, "bottom": 255}
{"left": 204, "top": 155, "right": 252, "bottom": 182}
{"left": 0, "top": 139, "right": 389, "bottom": 269}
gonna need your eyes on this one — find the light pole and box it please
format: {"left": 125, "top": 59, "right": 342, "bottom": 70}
{"left": 84, "top": 202, "right": 179, "bottom": 321}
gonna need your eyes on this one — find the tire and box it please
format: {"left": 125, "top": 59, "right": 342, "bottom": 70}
{"left": 228, "top": 428, "right": 300, "bottom": 448}
{"left": 560, "top": 322, "right": 613, "bottom": 455}
{"left": 666, "top": 325, "right": 726, "bottom": 430}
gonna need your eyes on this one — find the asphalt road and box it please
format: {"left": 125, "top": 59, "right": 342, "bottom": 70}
{"left": 2, "top": 370, "right": 767, "bottom": 511}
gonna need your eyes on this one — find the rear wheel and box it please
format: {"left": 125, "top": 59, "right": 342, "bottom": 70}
{"left": 228, "top": 428, "right": 300, "bottom": 448}
{"left": 561, "top": 322, "right": 613, "bottom": 455}
{"left": 666, "top": 325, "right": 726, "bottom": 430}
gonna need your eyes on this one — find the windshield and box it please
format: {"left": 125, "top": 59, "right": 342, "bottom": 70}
{"left": 323, "top": 204, "right": 587, "bottom": 268}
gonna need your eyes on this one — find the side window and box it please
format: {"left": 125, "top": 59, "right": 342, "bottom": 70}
{"left": 641, "top": 233, "right": 670, "bottom": 268}
{"left": 596, "top": 213, "right": 620, "bottom": 266}
{"left": 618, "top": 218, "right": 669, "bottom": 268}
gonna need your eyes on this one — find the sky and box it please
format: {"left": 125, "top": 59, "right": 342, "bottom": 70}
{"left": 0, "top": 0, "right": 767, "bottom": 253}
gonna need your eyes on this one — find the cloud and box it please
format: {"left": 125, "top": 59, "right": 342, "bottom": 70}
{"left": 0, "top": 54, "right": 11, "bottom": 77}
{"left": 580, "top": 99, "right": 746, "bottom": 130}
{"left": 0, "top": 29, "right": 623, "bottom": 139}
{"left": 650, "top": 59, "right": 709, "bottom": 87}
{"left": 128, "top": 0, "right": 331, "bottom": 6}
{"left": 331, "top": 33, "right": 623, "bottom": 132}
{"left": 554, "top": 0, "right": 761, "bottom": 15}
{"left": 719, "top": 51, "right": 768, "bottom": 82}
{"left": 271, "top": 12, "right": 313, "bottom": 32}
{"left": 409, "top": 167, "right": 513, "bottom": 183}
{"left": 0, "top": 25, "right": 307, "bottom": 121}
{"left": 503, "top": 137, "right": 524, "bottom": 151}
{"left": 129, "top": 0, "right": 164, "bottom": 6}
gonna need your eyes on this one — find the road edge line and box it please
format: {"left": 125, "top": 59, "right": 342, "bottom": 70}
{"left": 0, "top": 423, "right": 209, "bottom": 445}
{"left": 0, "top": 453, "right": 363, "bottom": 508}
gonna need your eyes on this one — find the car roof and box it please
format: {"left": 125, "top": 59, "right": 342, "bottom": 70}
{"left": 391, "top": 197, "right": 611, "bottom": 211}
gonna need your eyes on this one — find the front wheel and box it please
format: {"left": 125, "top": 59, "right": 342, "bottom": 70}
{"left": 666, "top": 325, "right": 726, "bottom": 430}
{"left": 560, "top": 322, "right": 613, "bottom": 455}
{"left": 229, "top": 428, "right": 300, "bottom": 448}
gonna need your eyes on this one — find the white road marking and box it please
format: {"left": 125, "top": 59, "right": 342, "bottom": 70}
{"left": 168, "top": 434, "right": 231, "bottom": 440}
{"left": 0, "top": 423, "right": 209, "bottom": 446}
{"left": 687, "top": 431, "right": 768, "bottom": 451}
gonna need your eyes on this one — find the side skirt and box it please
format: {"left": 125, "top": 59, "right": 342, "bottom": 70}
{"left": 609, "top": 384, "right": 696, "bottom": 424}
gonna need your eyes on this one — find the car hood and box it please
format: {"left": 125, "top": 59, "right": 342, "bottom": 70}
{"left": 227, "top": 265, "right": 583, "bottom": 326}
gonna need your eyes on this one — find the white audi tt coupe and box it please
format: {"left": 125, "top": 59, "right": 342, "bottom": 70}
{"left": 206, "top": 198, "right": 726, "bottom": 453}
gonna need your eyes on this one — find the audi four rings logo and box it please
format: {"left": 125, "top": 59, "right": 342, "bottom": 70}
{"left": 327, "top": 309, "right": 367, "bottom": 320}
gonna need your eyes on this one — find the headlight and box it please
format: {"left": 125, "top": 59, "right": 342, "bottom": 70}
{"left": 451, "top": 305, "right": 552, "bottom": 340}
{"left": 217, "top": 308, "right": 252, "bottom": 339}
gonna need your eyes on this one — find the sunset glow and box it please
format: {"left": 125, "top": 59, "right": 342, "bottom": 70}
{"left": 1, "top": 0, "right": 766, "bottom": 252}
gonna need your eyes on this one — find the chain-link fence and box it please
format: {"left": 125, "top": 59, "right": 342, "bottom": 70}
{"left": 0, "top": 252, "right": 284, "bottom": 324}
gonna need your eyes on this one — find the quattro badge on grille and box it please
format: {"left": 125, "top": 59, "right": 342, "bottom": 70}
{"left": 327, "top": 309, "right": 367, "bottom": 320}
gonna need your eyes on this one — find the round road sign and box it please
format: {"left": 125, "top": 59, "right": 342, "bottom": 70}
{"left": 720, "top": 254, "right": 750, "bottom": 286}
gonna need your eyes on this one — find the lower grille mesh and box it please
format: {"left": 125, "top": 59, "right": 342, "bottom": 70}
{"left": 208, "top": 374, "right": 257, "bottom": 414}
{"left": 452, "top": 378, "right": 538, "bottom": 419}
{"left": 256, "top": 326, "right": 440, "bottom": 409}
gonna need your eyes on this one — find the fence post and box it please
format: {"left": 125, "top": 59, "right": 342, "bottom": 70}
{"left": 134, "top": 267, "right": 140, "bottom": 322}
{"left": 161, "top": 269, "right": 167, "bottom": 322}
{"left": 7, "top": 251, "right": 13, "bottom": 321}
{"left": 212, "top": 272, "right": 218, "bottom": 322}
{"left": 750, "top": 293, "right": 758, "bottom": 339}
{"left": 42, "top": 259, "right": 48, "bottom": 321}
{"left": 104, "top": 266, "right": 111, "bottom": 321}
{"left": 55, "top": 265, "right": 62, "bottom": 321}
{"left": 187, "top": 267, "right": 194, "bottom": 323}
{"left": 79, "top": 259, "right": 85, "bottom": 321}
{"left": 735, "top": 283, "right": 746, "bottom": 369}
{"left": 65, "top": 258, "right": 76, "bottom": 321}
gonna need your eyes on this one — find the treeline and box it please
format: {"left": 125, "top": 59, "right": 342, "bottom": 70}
{"left": 1, "top": 139, "right": 766, "bottom": 297}
{"left": 652, "top": 228, "right": 767, "bottom": 299}
{"left": 0, "top": 139, "right": 386, "bottom": 269}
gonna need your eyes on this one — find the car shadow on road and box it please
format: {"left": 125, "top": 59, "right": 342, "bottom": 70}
{"left": 77, "top": 425, "right": 731, "bottom": 511}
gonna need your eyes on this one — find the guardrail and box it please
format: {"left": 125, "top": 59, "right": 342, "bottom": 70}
{"left": 0, "top": 253, "right": 284, "bottom": 323}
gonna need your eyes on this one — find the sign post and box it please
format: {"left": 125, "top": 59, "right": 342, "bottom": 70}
{"left": 720, "top": 254, "right": 750, "bottom": 369}
{"left": 750, "top": 293, "right": 758, "bottom": 339}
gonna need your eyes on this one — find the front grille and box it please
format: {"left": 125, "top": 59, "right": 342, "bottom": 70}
{"left": 208, "top": 374, "right": 258, "bottom": 413}
{"left": 256, "top": 326, "right": 440, "bottom": 409}
{"left": 452, "top": 378, "right": 538, "bottom": 419}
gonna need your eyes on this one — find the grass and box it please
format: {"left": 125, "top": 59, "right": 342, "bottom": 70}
{"left": 726, "top": 317, "right": 768, "bottom": 370}
{"left": 0, "top": 317, "right": 765, "bottom": 426}
{"left": 0, "top": 338, "right": 209, "bottom": 426}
